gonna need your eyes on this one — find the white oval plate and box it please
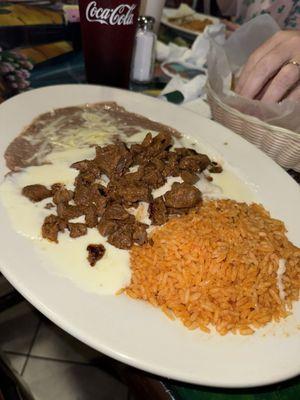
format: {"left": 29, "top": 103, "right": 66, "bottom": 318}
{"left": 161, "top": 11, "right": 219, "bottom": 39}
{"left": 0, "top": 85, "right": 300, "bottom": 388}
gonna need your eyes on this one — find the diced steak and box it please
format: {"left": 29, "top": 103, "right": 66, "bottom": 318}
{"left": 122, "top": 167, "right": 144, "bottom": 184}
{"left": 51, "top": 183, "right": 64, "bottom": 194}
{"left": 103, "top": 203, "right": 130, "bottom": 220}
{"left": 151, "top": 158, "right": 165, "bottom": 172}
{"left": 57, "top": 203, "right": 84, "bottom": 220}
{"left": 97, "top": 218, "right": 120, "bottom": 237}
{"left": 179, "top": 154, "right": 210, "bottom": 173}
{"left": 108, "top": 181, "right": 151, "bottom": 204}
{"left": 75, "top": 168, "right": 99, "bottom": 186}
{"left": 53, "top": 188, "right": 73, "bottom": 204}
{"left": 141, "top": 132, "right": 153, "bottom": 147}
{"left": 70, "top": 159, "right": 91, "bottom": 172}
{"left": 149, "top": 197, "right": 168, "bottom": 226}
{"left": 74, "top": 183, "right": 91, "bottom": 206}
{"left": 164, "top": 183, "right": 202, "bottom": 209}
{"left": 132, "top": 222, "right": 148, "bottom": 245}
{"left": 148, "top": 132, "right": 173, "bottom": 155}
{"left": 115, "top": 151, "right": 133, "bottom": 177}
{"left": 180, "top": 171, "right": 200, "bottom": 185}
{"left": 142, "top": 162, "right": 165, "bottom": 189}
{"left": 41, "top": 214, "right": 66, "bottom": 243}
{"left": 22, "top": 184, "right": 52, "bottom": 202}
{"left": 107, "top": 225, "right": 133, "bottom": 250}
{"left": 84, "top": 204, "right": 98, "bottom": 228}
{"left": 134, "top": 132, "right": 173, "bottom": 164}
{"left": 95, "top": 143, "right": 132, "bottom": 177}
{"left": 87, "top": 244, "right": 106, "bottom": 266}
{"left": 161, "top": 152, "right": 179, "bottom": 177}
{"left": 68, "top": 223, "right": 87, "bottom": 238}
{"left": 174, "top": 148, "right": 198, "bottom": 157}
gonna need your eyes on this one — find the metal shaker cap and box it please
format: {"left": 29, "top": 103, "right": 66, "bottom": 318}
{"left": 138, "top": 16, "right": 155, "bottom": 31}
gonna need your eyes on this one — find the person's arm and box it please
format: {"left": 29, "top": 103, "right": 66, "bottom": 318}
{"left": 236, "top": 31, "right": 300, "bottom": 103}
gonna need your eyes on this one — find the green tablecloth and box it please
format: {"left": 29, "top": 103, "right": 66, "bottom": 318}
{"left": 170, "top": 376, "right": 300, "bottom": 399}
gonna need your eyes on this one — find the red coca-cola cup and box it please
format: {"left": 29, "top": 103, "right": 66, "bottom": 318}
{"left": 79, "top": 0, "right": 141, "bottom": 88}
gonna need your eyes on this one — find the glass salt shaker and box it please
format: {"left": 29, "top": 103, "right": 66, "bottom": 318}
{"left": 131, "top": 16, "right": 156, "bottom": 83}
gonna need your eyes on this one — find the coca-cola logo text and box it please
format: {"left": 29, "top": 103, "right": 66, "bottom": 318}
{"left": 86, "top": 2, "right": 136, "bottom": 25}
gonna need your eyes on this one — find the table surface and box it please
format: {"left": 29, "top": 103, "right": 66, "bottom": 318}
{"left": 0, "top": 4, "right": 299, "bottom": 398}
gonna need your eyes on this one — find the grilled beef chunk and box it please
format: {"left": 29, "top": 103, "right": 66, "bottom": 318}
{"left": 108, "top": 181, "right": 151, "bottom": 204}
{"left": 51, "top": 183, "right": 64, "bottom": 194}
{"left": 148, "top": 132, "right": 172, "bottom": 154}
{"left": 57, "top": 203, "right": 84, "bottom": 220}
{"left": 70, "top": 160, "right": 91, "bottom": 172}
{"left": 149, "top": 197, "right": 168, "bottom": 226}
{"left": 164, "top": 183, "right": 202, "bottom": 209}
{"left": 68, "top": 223, "right": 87, "bottom": 238}
{"left": 103, "top": 202, "right": 129, "bottom": 220}
{"left": 95, "top": 143, "right": 132, "bottom": 177}
{"left": 42, "top": 214, "right": 66, "bottom": 243}
{"left": 132, "top": 222, "right": 148, "bottom": 245}
{"left": 98, "top": 218, "right": 120, "bottom": 237}
{"left": 142, "top": 162, "right": 165, "bottom": 189}
{"left": 179, "top": 154, "right": 210, "bottom": 173}
{"left": 93, "top": 196, "right": 107, "bottom": 216}
{"left": 107, "top": 225, "right": 133, "bottom": 250}
{"left": 123, "top": 167, "right": 144, "bottom": 184}
{"left": 87, "top": 244, "right": 106, "bottom": 266}
{"left": 104, "top": 215, "right": 148, "bottom": 249}
{"left": 134, "top": 132, "right": 173, "bottom": 164}
{"left": 161, "top": 151, "right": 179, "bottom": 177}
{"left": 74, "top": 183, "right": 106, "bottom": 215}
{"left": 75, "top": 168, "right": 99, "bottom": 186}
{"left": 174, "top": 148, "right": 197, "bottom": 157}
{"left": 74, "top": 183, "right": 90, "bottom": 206}
{"left": 84, "top": 204, "right": 98, "bottom": 228}
{"left": 180, "top": 171, "right": 200, "bottom": 185}
{"left": 141, "top": 132, "right": 153, "bottom": 147}
{"left": 151, "top": 158, "right": 164, "bottom": 170}
{"left": 53, "top": 187, "right": 73, "bottom": 204}
{"left": 22, "top": 184, "right": 52, "bottom": 202}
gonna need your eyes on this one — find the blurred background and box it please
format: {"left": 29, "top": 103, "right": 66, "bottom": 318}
{"left": 0, "top": 0, "right": 223, "bottom": 101}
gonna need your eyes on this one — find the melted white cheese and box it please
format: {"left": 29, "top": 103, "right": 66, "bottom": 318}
{"left": 211, "top": 169, "right": 256, "bottom": 203}
{"left": 0, "top": 134, "right": 256, "bottom": 295}
{"left": 39, "top": 231, "right": 130, "bottom": 295}
{"left": 0, "top": 147, "right": 131, "bottom": 295}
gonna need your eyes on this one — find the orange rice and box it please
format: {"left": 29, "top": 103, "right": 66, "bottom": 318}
{"left": 126, "top": 200, "right": 300, "bottom": 335}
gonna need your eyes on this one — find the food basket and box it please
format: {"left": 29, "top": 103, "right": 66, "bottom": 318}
{"left": 206, "top": 81, "right": 300, "bottom": 172}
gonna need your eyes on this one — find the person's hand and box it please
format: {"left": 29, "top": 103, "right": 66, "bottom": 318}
{"left": 236, "top": 31, "right": 300, "bottom": 103}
